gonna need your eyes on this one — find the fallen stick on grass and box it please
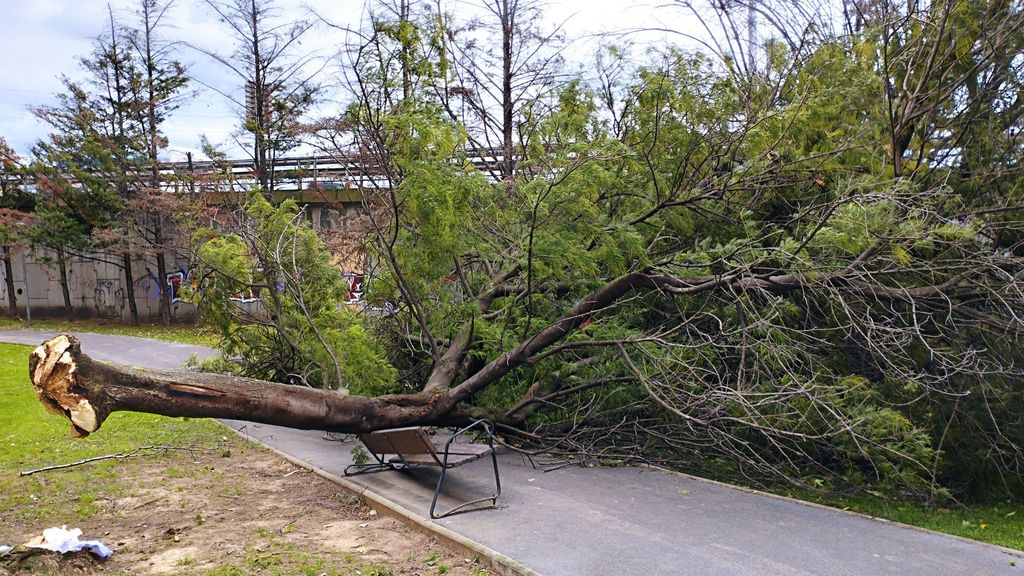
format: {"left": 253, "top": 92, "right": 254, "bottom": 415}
{"left": 20, "top": 445, "right": 197, "bottom": 476}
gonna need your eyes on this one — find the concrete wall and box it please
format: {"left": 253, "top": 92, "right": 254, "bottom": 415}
{"left": 0, "top": 200, "right": 369, "bottom": 324}
{"left": 2, "top": 247, "right": 198, "bottom": 323}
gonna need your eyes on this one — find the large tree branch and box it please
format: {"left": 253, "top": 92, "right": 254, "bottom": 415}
{"left": 422, "top": 322, "right": 473, "bottom": 392}
{"left": 450, "top": 272, "right": 655, "bottom": 400}
{"left": 419, "top": 266, "right": 527, "bottom": 393}
{"left": 31, "top": 335, "right": 459, "bottom": 438}
{"left": 449, "top": 264, "right": 1006, "bottom": 401}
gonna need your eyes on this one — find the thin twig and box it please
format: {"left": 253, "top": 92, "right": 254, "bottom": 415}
{"left": 20, "top": 445, "right": 198, "bottom": 476}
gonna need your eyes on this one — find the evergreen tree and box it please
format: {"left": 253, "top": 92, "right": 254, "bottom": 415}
{"left": 127, "top": 0, "right": 189, "bottom": 325}
{"left": 0, "top": 137, "right": 33, "bottom": 317}
{"left": 31, "top": 77, "right": 124, "bottom": 318}
{"left": 33, "top": 3, "right": 188, "bottom": 325}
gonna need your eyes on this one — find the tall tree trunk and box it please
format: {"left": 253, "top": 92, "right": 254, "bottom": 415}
{"left": 155, "top": 230, "right": 171, "bottom": 326}
{"left": 122, "top": 252, "right": 139, "bottom": 325}
{"left": 250, "top": 0, "right": 269, "bottom": 195}
{"left": 400, "top": 0, "right": 412, "bottom": 101}
{"left": 141, "top": 3, "right": 172, "bottom": 328}
{"left": 30, "top": 334, "right": 457, "bottom": 438}
{"left": 187, "top": 152, "right": 195, "bottom": 194}
{"left": 56, "top": 247, "right": 73, "bottom": 319}
{"left": 3, "top": 245, "right": 17, "bottom": 317}
{"left": 500, "top": 0, "right": 514, "bottom": 180}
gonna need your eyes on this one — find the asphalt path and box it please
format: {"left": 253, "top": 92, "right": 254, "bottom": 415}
{"left": 2, "top": 329, "right": 1020, "bottom": 575}
{"left": 0, "top": 329, "right": 215, "bottom": 370}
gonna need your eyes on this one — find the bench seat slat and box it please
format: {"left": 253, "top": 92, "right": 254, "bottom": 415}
{"left": 359, "top": 428, "right": 435, "bottom": 455}
{"left": 359, "top": 430, "right": 495, "bottom": 459}
{"left": 443, "top": 443, "right": 494, "bottom": 457}
{"left": 392, "top": 451, "right": 488, "bottom": 467}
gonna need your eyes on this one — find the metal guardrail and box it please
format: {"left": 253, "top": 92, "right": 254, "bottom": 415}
{"left": 2, "top": 148, "right": 516, "bottom": 198}
{"left": 157, "top": 148, "right": 513, "bottom": 193}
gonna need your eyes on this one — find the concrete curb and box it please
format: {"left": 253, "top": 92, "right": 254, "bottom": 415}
{"left": 642, "top": 463, "right": 1024, "bottom": 560}
{"left": 221, "top": 422, "right": 542, "bottom": 576}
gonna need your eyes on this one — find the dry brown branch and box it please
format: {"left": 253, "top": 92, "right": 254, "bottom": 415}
{"left": 19, "top": 445, "right": 200, "bottom": 477}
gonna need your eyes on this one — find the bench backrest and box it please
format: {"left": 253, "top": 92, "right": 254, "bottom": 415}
{"left": 358, "top": 427, "right": 437, "bottom": 456}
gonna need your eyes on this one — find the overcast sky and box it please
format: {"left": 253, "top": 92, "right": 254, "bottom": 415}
{"left": 0, "top": 0, "right": 690, "bottom": 160}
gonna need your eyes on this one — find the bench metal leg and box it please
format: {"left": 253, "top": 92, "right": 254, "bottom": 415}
{"left": 429, "top": 444, "right": 502, "bottom": 519}
{"left": 344, "top": 452, "right": 394, "bottom": 476}
{"left": 344, "top": 461, "right": 395, "bottom": 475}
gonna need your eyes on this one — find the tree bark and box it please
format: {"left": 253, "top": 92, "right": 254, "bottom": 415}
{"left": 3, "top": 245, "right": 17, "bottom": 317}
{"left": 141, "top": 5, "right": 173, "bottom": 328}
{"left": 30, "top": 334, "right": 459, "bottom": 438}
{"left": 155, "top": 235, "right": 171, "bottom": 326}
{"left": 122, "top": 252, "right": 139, "bottom": 325}
{"left": 56, "top": 247, "right": 73, "bottom": 319}
{"left": 500, "top": 0, "right": 515, "bottom": 180}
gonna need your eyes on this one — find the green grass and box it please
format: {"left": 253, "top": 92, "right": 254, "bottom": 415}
{"left": 0, "top": 342, "right": 228, "bottom": 528}
{"left": 789, "top": 491, "right": 1024, "bottom": 551}
{"left": 0, "top": 317, "right": 219, "bottom": 347}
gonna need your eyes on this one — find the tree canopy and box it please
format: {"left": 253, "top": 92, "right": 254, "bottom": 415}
{"left": 297, "top": 0, "right": 1023, "bottom": 499}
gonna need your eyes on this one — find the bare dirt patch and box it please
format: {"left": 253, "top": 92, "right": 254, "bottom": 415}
{"left": 1, "top": 439, "right": 492, "bottom": 576}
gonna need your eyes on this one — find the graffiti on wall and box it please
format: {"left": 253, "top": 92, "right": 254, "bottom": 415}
{"left": 94, "top": 279, "right": 121, "bottom": 317}
{"left": 134, "top": 269, "right": 162, "bottom": 299}
{"left": 130, "top": 267, "right": 199, "bottom": 304}
{"left": 165, "top": 270, "right": 186, "bottom": 303}
{"left": 342, "top": 272, "right": 364, "bottom": 304}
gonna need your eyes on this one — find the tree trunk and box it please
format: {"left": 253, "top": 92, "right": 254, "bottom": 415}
{"left": 143, "top": 9, "right": 172, "bottom": 329}
{"left": 501, "top": 0, "right": 515, "bottom": 180}
{"left": 28, "top": 273, "right": 669, "bottom": 437}
{"left": 122, "top": 252, "right": 139, "bottom": 326}
{"left": 155, "top": 223, "right": 171, "bottom": 326}
{"left": 56, "top": 247, "right": 73, "bottom": 319}
{"left": 3, "top": 245, "right": 17, "bottom": 317}
{"left": 30, "top": 334, "right": 458, "bottom": 438}
{"left": 250, "top": 0, "right": 270, "bottom": 196}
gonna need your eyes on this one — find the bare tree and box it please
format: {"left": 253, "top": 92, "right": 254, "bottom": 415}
{"left": 194, "top": 0, "right": 322, "bottom": 194}
{"left": 432, "top": 0, "right": 569, "bottom": 180}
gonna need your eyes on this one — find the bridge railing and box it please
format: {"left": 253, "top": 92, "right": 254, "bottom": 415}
{"left": 157, "top": 148, "right": 513, "bottom": 193}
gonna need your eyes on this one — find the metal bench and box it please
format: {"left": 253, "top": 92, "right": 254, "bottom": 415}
{"left": 343, "top": 419, "right": 501, "bottom": 519}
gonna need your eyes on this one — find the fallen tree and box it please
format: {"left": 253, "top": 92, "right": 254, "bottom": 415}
{"left": 28, "top": 267, "right": 708, "bottom": 437}
{"left": 27, "top": 0, "right": 1024, "bottom": 502}
{"left": 30, "top": 334, "right": 463, "bottom": 437}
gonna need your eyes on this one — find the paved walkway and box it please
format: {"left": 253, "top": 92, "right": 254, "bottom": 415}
{"left": 2, "top": 329, "right": 1021, "bottom": 575}
{"left": 0, "top": 329, "right": 216, "bottom": 370}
